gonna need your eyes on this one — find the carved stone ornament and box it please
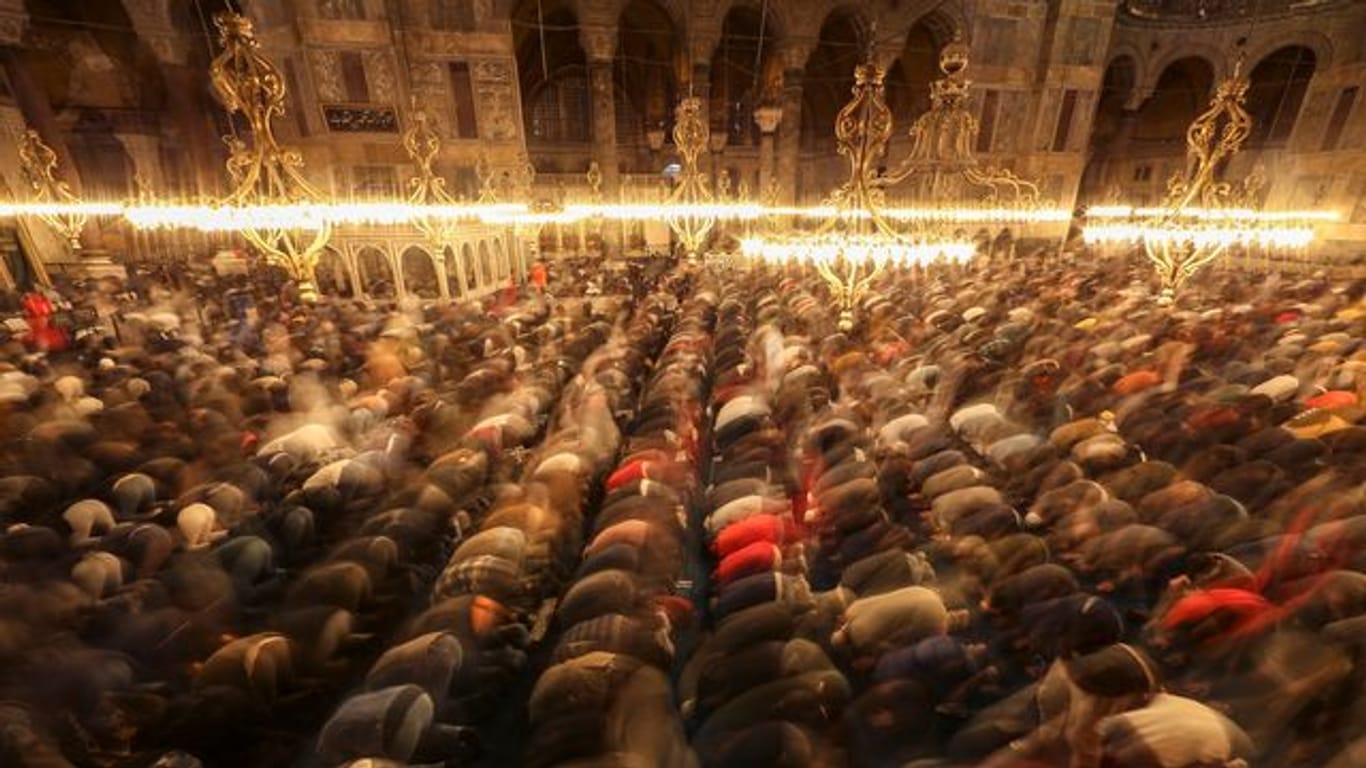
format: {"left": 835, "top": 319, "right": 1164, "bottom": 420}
{"left": 364, "top": 50, "right": 396, "bottom": 105}
{"left": 472, "top": 58, "right": 518, "bottom": 141}
{"left": 408, "top": 61, "right": 453, "bottom": 135}
{"left": 753, "top": 105, "right": 783, "bottom": 134}
{"left": 309, "top": 49, "right": 344, "bottom": 102}
{"left": 0, "top": 16, "right": 22, "bottom": 46}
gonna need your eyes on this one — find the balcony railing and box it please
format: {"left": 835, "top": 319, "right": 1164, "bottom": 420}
{"left": 1122, "top": 0, "right": 1340, "bottom": 21}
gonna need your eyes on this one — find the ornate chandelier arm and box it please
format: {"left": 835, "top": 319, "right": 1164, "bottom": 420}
{"left": 1167, "top": 64, "right": 1253, "bottom": 215}
{"left": 17, "top": 129, "right": 87, "bottom": 250}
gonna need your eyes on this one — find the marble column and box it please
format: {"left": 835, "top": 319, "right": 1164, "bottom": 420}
{"left": 775, "top": 67, "right": 805, "bottom": 205}
{"left": 754, "top": 105, "right": 782, "bottom": 202}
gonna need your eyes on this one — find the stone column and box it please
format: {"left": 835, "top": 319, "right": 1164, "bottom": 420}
{"left": 754, "top": 105, "right": 782, "bottom": 201}
{"left": 774, "top": 67, "right": 805, "bottom": 205}
{"left": 581, "top": 26, "right": 620, "bottom": 201}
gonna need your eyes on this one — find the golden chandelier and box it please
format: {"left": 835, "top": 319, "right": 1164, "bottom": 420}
{"left": 744, "top": 32, "right": 1033, "bottom": 331}
{"left": 665, "top": 96, "right": 717, "bottom": 263}
{"left": 210, "top": 12, "right": 332, "bottom": 302}
{"left": 1082, "top": 57, "right": 1326, "bottom": 303}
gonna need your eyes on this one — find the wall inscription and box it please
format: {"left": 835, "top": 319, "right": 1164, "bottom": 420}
{"left": 323, "top": 105, "right": 399, "bottom": 133}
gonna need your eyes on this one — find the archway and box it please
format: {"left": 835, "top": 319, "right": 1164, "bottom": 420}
{"left": 616, "top": 0, "right": 682, "bottom": 167}
{"left": 1133, "top": 57, "right": 1215, "bottom": 144}
{"left": 316, "top": 248, "right": 353, "bottom": 298}
{"left": 514, "top": 0, "right": 591, "bottom": 146}
{"left": 401, "top": 246, "right": 440, "bottom": 299}
{"left": 356, "top": 247, "right": 395, "bottom": 299}
{"left": 1246, "top": 46, "right": 1316, "bottom": 147}
{"left": 1079, "top": 55, "right": 1138, "bottom": 199}
{"left": 709, "top": 3, "right": 782, "bottom": 147}
{"left": 885, "top": 15, "right": 955, "bottom": 123}
{"left": 801, "top": 10, "right": 869, "bottom": 154}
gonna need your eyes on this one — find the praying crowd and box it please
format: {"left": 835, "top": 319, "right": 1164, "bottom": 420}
{"left": 0, "top": 251, "right": 1363, "bottom": 768}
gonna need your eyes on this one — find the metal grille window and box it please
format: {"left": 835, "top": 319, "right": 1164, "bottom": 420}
{"left": 526, "top": 73, "right": 590, "bottom": 143}
{"left": 352, "top": 165, "right": 398, "bottom": 198}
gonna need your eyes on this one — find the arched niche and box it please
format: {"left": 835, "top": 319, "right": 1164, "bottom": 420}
{"left": 1079, "top": 55, "right": 1139, "bottom": 199}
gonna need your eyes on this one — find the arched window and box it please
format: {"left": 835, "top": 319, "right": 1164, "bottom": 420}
{"left": 495, "top": 239, "right": 510, "bottom": 280}
{"left": 526, "top": 70, "right": 592, "bottom": 142}
{"left": 514, "top": 2, "right": 590, "bottom": 144}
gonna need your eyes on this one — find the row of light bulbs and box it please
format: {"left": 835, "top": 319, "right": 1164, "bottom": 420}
{"left": 0, "top": 199, "right": 1334, "bottom": 248}
{"left": 0, "top": 200, "right": 1081, "bottom": 231}
{"left": 740, "top": 236, "right": 977, "bottom": 266}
